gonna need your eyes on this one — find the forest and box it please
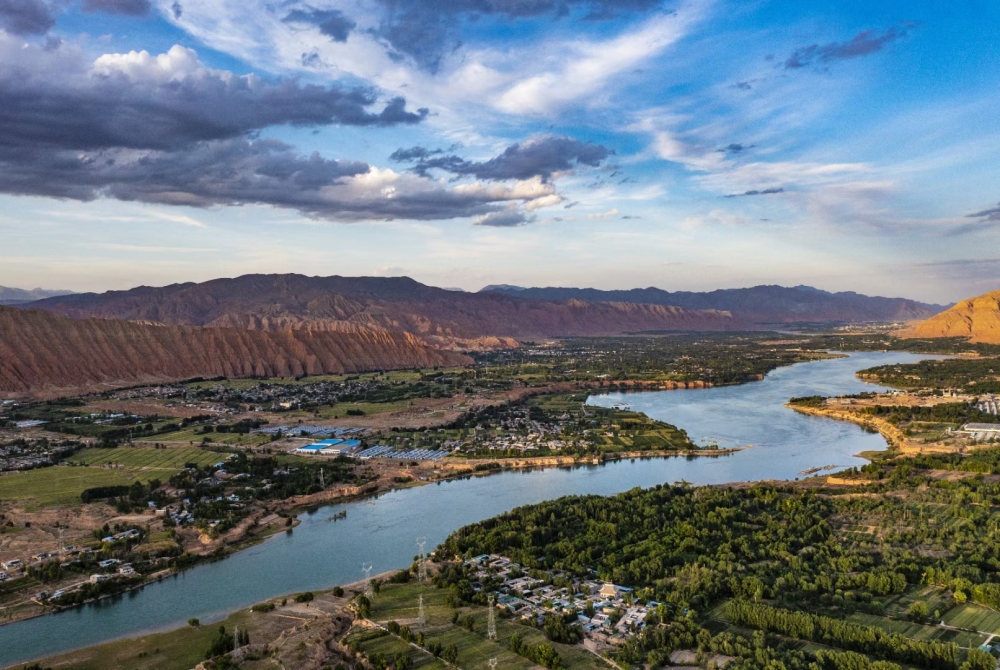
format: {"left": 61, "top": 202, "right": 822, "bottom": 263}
{"left": 858, "top": 358, "right": 1000, "bottom": 393}
{"left": 437, "top": 451, "right": 1000, "bottom": 670}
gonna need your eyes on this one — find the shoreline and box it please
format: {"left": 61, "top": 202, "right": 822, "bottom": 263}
{"left": 785, "top": 403, "right": 958, "bottom": 455}
{"left": 0, "top": 444, "right": 742, "bottom": 632}
{"left": 1, "top": 568, "right": 402, "bottom": 670}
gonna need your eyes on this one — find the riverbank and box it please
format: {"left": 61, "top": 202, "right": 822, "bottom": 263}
{"left": 6, "top": 569, "right": 402, "bottom": 670}
{"left": 785, "top": 404, "right": 956, "bottom": 455}
{"left": 0, "top": 444, "right": 738, "bottom": 630}
{"left": 0, "top": 350, "right": 942, "bottom": 667}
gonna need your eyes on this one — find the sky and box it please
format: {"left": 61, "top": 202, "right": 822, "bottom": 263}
{"left": 0, "top": 0, "right": 998, "bottom": 304}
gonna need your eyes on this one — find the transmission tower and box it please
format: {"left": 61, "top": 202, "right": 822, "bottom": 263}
{"left": 233, "top": 625, "right": 240, "bottom": 650}
{"left": 487, "top": 593, "right": 497, "bottom": 640}
{"left": 489, "top": 658, "right": 498, "bottom": 670}
{"left": 418, "top": 594, "right": 426, "bottom": 626}
{"left": 363, "top": 563, "right": 374, "bottom": 600}
{"left": 319, "top": 468, "right": 325, "bottom": 488}
{"left": 416, "top": 536, "right": 427, "bottom": 581}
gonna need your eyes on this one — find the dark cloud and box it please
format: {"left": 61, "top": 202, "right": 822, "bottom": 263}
{"left": 724, "top": 187, "right": 784, "bottom": 198}
{"left": 82, "top": 0, "right": 151, "bottom": 16}
{"left": 0, "top": 0, "right": 55, "bottom": 35}
{"left": 170, "top": 0, "right": 181, "bottom": 18}
{"left": 0, "top": 36, "right": 541, "bottom": 223}
{"left": 733, "top": 81, "right": 752, "bottom": 90}
{"left": 967, "top": 203, "right": 1000, "bottom": 222}
{"left": 944, "top": 203, "right": 1000, "bottom": 235}
{"left": 398, "top": 136, "right": 612, "bottom": 182}
{"left": 367, "top": 0, "right": 663, "bottom": 72}
{"left": 390, "top": 146, "right": 444, "bottom": 162}
{"left": 474, "top": 208, "right": 534, "bottom": 227}
{"left": 283, "top": 8, "right": 355, "bottom": 42}
{"left": 0, "top": 135, "right": 546, "bottom": 221}
{"left": 0, "top": 41, "right": 427, "bottom": 153}
{"left": 785, "top": 26, "right": 908, "bottom": 69}
{"left": 719, "top": 143, "right": 754, "bottom": 155}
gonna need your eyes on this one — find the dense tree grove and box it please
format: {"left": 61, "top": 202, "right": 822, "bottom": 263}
{"left": 726, "top": 601, "right": 956, "bottom": 670}
{"left": 438, "top": 451, "right": 1000, "bottom": 669}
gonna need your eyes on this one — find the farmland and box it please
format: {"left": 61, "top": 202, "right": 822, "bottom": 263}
{"left": 358, "top": 580, "right": 607, "bottom": 670}
{"left": 0, "top": 465, "right": 147, "bottom": 506}
{"left": 67, "top": 446, "right": 229, "bottom": 470}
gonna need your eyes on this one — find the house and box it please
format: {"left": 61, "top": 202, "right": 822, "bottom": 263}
{"left": 2, "top": 559, "right": 22, "bottom": 571}
{"left": 90, "top": 574, "right": 112, "bottom": 584}
{"left": 118, "top": 564, "right": 136, "bottom": 576}
{"left": 599, "top": 583, "right": 619, "bottom": 599}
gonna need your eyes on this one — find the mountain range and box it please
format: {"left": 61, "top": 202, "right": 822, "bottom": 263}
{"left": 479, "top": 284, "right": 947, "bottom": 325}
{"left": 23, "top": 274, "right": 737, "bottom": 348}
{"left": 0, "top": 286, "right": 75, "bottom": 306}
{"left": 3, "top": 274, "right": 957, "bottom": 398}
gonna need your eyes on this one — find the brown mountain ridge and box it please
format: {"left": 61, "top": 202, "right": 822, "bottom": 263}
{"left": 900, "top": 289, "right": 1000, "bottom": 344}
{"left": 0, "top": 306, "right": 470, "bottom": 399}
{"left": 25, "top": 274, "right": 739, "bottom": 348}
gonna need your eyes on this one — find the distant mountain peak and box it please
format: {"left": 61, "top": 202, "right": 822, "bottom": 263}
{"left": 480, "top": 284, "right": 526, "bottom": 292}
{"left": 478, "top": 284, "right": 947, "bottom": 324}
{"left": 0, "top": 285, "right": 76, "bottom": 306}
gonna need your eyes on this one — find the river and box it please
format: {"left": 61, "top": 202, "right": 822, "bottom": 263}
{"left": 0, "top": 351, "right": 936, "bottom": 666}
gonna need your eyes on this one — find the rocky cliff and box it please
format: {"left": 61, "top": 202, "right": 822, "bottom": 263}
{"left": 24, "top": 274, "right": 738, "bottom": 345}
{"left": 0, "top": 306, "right": 471, "bottom": 398}
{"left": 899, "top": 289, "right": 1000, "bottom": 344}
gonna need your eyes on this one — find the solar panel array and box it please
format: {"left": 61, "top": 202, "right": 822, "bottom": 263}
{"left": 353, "top": 446, "right": 447, "bottom": 460}
{"left": 387, "top": 449, "right": 447, "bottom": 461}
{"left": 355, "top": 445, "right": 394, "bottom": 459}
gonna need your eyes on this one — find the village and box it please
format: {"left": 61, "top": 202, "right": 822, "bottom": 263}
{"left": 465, "top": 553, "right": 656, "bottom": 652}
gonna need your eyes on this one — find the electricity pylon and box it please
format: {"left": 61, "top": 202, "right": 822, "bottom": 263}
{"left": 418, "top": 593, "right": 426, "bottom": 626}
{"left": 363, "top": 563, "right": 374, "bottom": 600}
{"left": 487, "top": 593, "right": 497, "bottom": 640}
{"left": 416, "top": 536, "right": 427, "bottom": 581}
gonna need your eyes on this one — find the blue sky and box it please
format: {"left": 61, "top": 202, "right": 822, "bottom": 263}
{"left": 0, "top": 0, "right": 997, "bottom": 303}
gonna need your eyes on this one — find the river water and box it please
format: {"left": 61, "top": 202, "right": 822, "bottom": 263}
{"left": 0, "top": 351, "right": 936, "bottom": 666}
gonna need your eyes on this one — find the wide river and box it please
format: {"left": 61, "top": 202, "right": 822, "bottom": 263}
{"left": 0, "top": 351, "right": 937, "bottom": 666}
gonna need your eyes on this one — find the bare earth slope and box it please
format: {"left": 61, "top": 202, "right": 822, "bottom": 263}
{"left": 900, "top": 289, "right": 1000, "bottom": 344}
{"left": 24, "top": 274, "right": 737, "bottom": 346}
{"left": 0, "top": 306, "right": 471, "bottom": 398}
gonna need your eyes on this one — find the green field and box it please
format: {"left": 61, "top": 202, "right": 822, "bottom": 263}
{"left": 305, "top": 399, "right": 417, "bottom": 420}
{"left": 943, "top": 603, "right": 1000, "bottom": 635}
{"left": 364, "top": 581, "right": 609, "bottom": 670}
{"left": 68, "top": 446, "right": 228, "bottom": 470}
{"left": 847, "top": 613, "right": 987, "bottom": 648}
{"left": 149, "top": 429, "right": 271, "bottom": 446}
{"left": 346, "top": 628, "right": 450, "bottom": 670}
{"left": 0, "top": 466, "right": 148, "bottom": 506}
{"left": 29, "top": 609, "right": 257, "bottom": 670}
